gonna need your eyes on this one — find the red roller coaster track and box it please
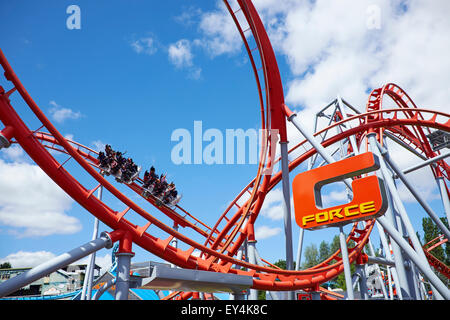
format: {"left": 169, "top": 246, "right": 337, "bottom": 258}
{"left": 0, "top": 0, "right": 449, "bottom": 296}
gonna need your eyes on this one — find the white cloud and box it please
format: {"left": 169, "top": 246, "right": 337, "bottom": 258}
{"left": 174, "top": 7, "right": 203, "bottom": 27}
{"left": 260, "top": 188, "right": 284, "bottom": 220}
{"left": 197, "top": 2, "right": 243, "bottom": 57}
{"left": 168, "top": 39, "right": 202, "bottom": 79}
{"left": 260, "top": 188, "right": 295, "bottom": 221}
{"left": 168, "top": 39, "right": 194, "bottom": 68}
{"left": 187, "top": 67, "right": 202, "bottom": 80}
{"left": 1, "top": 145, "right": 25, "bottom": 163}
{"left": 0, "top": 159, "right": 81, "bottom": 237}
{"left": 194, "top": 0, "right": 449, "bottom": 203}
{"left": 321, "top": 189, "right": 350, "bottom": 207}
{"left": 91, "top": 140, "right": 106, "bottom": 152}
{"left": 0, "top": 251, "right": 112, "bottom": 274}
{"left": 265, "top": 0, "right": 450, "bottom": 120}
{"left": 64, "top": 133, "right": 74, "bottom": 141}
{"left": 49, "top": 100, "right": 82, "bottom": 124}
{"left": 196, "top": 0, "right": 450, "bottom": 116}
{"left": 255, "top": 225, "right": 282, "bottom": 240}
{"left": 383, "top": 139, "right": 442, "bottom": 203}
{"left": 0, "top": 250, "right": 56, "bottom": 268}
{"left": 130, "top": 37, "right": 158, "bottom": 55}
{"left": 72, "top": 253, "right": 112, "bottom": 274}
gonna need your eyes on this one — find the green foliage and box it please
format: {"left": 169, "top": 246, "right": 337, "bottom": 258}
{"left": 302, "top": 244, "right": 319, "bottom": 269}
{"left": 421, "top": 217, "right": 449, "bottom": 282}
{"left": 319, "top": 241, "right": 330, "bottom": 263}
{"left": 273, "top": 259, "right": 296, "bottom": 270}
{"left": 0, "top": 262, "right": 12, "bottom": 269}
{"left": 270, "top": 217, "right": 449, "bottom": 293}
{"left": 422, "top": 217, "right": 448, "bottom": 261}
{"left": 258, "top": 290, "right": 266, "bottom": 300}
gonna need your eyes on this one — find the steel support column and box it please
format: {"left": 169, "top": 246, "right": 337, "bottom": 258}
{"left": 372, "top": 135, "right": 445, "bottom": 299}
{"left": 280, "top": 140, "right": 294, "bottom": 300}
{"left": 93, "top": 278, "right": 116, "bottom": 300}
{"left": 81, "top": 183, "right": 103, "bottom": 300}
{"left": 436, "top": 177, "right": 450, "bottom": 225}
{"left": 378, "top": 143, "right": 450, "bottom": 241}
{"left": 377, "top": 216, "right": 450, "bottom": 299}
{"left": 295, "top": 228, "right": 304, "bottom": 271}
{"left": 375, "top": 221, "right": 403, "bottom": 299}
{"left": 286, "top": 110, "right": 353, "bottom": 190}
{"left": 115, "top": 232, "right": 134, "bottom": 300}
{"left": 369, "top": 133, "right": 413, "bottom": 299}
{"left": 0, "top": 231, "right": 114, "bottom": 298}
{"left": 247, "top": 240, "right": 259, "bottom": 300}
{"left": 355, "top": 264, "right": 369, "bottom": 300}
{"left": 339, "top": 226, "right": 354, "bottom": 300}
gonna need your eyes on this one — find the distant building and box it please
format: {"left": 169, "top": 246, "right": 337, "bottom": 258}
{"left": 0, "top": 263, "right": 101, "bottom": 298}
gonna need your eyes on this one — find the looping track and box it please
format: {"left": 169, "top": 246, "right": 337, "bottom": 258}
{"left": 0, "top": 0, "right": 449, "bottom": 294}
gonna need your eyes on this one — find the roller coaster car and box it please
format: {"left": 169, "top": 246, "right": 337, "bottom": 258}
{"left": 155, "top": 194, "right": 182, "bottom": 209}
{"left": 141, "top": 186, "right": 182, "bottom": 208}
{"left": 99, "top": 164, "right": 111, "bottom": 175}
{"left": 116, "top": 166, "right": 141, "bottom": 185}
{"left": 141, "top": 184, "right": 155, "bottom": 197}
{"left": 99, "top": 164, "right": 141, "bottom": 184}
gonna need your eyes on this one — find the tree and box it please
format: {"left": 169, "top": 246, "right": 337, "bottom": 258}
{"left": 328, "top": 234, "right": 356, "bottom": 290}
{"left": 302, "top": 244, "right": 319, "bottom": 269}
{"left": 331, "top": 235, "right": 340, "bottom": 255}
{"left": 258, "top": 259, "right": 298, "bottom": 300}
{"left": 421, "top": 217, "right": 449, "bottom": 284}
{"left": 422, "top": 217, "right": 447, "bottom": 263}
{"left": 319, "top": 241, "right": 330, "bottom": 263}
{"left": 0, "top": 262, "right": 12, "bottom": 269}
{"left": 273, "top": 259, "right": 296, "bottom": 270}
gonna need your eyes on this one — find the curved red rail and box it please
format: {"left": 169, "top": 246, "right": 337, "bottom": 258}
{"left": 2, "top": 71, "right": 447, "bottom": 290}
{"left": 1, "top": 0, "right": 449, "bottom": 294}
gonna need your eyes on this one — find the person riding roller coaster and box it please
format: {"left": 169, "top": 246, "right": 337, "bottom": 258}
{"left": 98, "top": 147, "right": 181, "bottom": 206}
{"left": 153, "top": 174, "right": 168, "bottom": 197}
{"left": 143, "top": 166, "right": 158, "bottom": 189}
{"left": 162, "top": 182, "right": 177, "bottom": 205}
{"left": 98, "top": 151, "right": 108, "bottom": 168}
{"left": 97, "top": 145, "right": 140, "bottom": 183}
{"left": 105, "top": 144, "right": 113, "bottom": 156}
{"left": 141, "top": 168, "right": 181, "bottom": 206}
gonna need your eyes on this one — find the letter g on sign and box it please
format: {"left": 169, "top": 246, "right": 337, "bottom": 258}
{"left": 292, "top": 152, "right": 388, "bottom": 230}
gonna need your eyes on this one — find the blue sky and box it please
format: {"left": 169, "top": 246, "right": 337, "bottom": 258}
{"left": 0, "top": 0, "right": 449, "bottom": 274}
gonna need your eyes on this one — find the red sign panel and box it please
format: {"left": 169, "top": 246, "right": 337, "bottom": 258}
{"left": 292, "top": 152, "right": 387, "bottom": 230}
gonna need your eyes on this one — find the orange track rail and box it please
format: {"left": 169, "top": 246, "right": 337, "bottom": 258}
{"left": 0, "top": 0, "right": 449, "bottom": 294}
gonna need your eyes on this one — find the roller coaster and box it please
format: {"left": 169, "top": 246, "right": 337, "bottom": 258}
{"left": 0, "top": 0, "right": 449, "bottom": 300}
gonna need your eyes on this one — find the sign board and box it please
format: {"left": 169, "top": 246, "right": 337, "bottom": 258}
{"left": 292, "top": 152, "right": 387, "bottom": 230}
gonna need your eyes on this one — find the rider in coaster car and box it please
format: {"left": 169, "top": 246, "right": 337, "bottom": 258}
{"left": 163, "top": 182, "right": 177, "bottom": 204}
{"left": 143, "top": 170, "right": 150, "bottom": 184}
{"left": 121, "top": 167, "right": 131, "bottom": 181}
{"left": 153, "top": 175, "right": 167, "bottom": 197}
{"left": 110, "top": 162, "right": 119, "bottom": 175}
{"left": 125, "top": 158, "right": 133, "bottom": 171}
{"left": 149, "top": 167, "right": 157, "bottom": 180}
{"left": 105, "top": 144, "right": 113, "bottom": 156}
{"left": 152, "top": 179, "right": 162, "bottom": 196}
{"left": 143, "top": 166, "right": 157, "bottom": 188}
{"left": 98, "top": 151, "right": 108, "bottom": 167}
{"left": 160, "top": 174, "right": 168, "bottom": 190}
{"left": 104, "top": 145, "right": 115, "bottom": 164}
{"left": 116, "top": 152, "right": 125, "bottom": 166}
{"left": 170, "top": 184, "right": 178, "bottom": 198}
